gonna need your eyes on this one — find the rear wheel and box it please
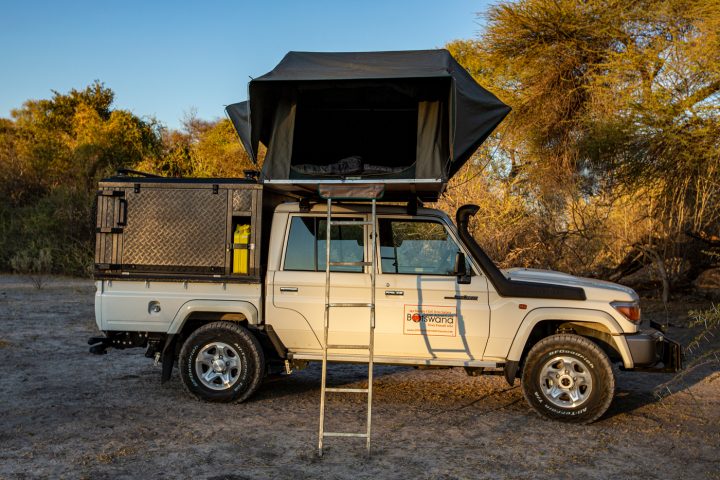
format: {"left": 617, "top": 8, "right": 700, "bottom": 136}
{"left": 521, "top": 334, "right": 614, "bottom": 424}
{"left": 179, "top": 321, "right": 265, "bottom": 403}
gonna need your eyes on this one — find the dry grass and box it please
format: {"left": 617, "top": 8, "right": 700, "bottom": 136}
{"left": 1, "top": 276, "right": 718, "bottom": 479}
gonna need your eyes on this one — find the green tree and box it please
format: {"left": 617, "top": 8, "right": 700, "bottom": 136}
{"left": 136, "top": 111, "right": 255, "bottom": 177}
{"left": 0, "top": 82, "right": 162, "bottom": 274}
{"left": 6, "top": 81, "right": 161, "bottom": 198}
{"left": 446, "top": 0, "right": 720, "bottom": 296}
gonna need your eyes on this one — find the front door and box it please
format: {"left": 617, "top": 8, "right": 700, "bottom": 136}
{"left": 373, "top": 217, "right": 490, "bottom": 361}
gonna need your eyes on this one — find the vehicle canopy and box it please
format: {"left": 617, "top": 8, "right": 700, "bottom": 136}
{"left": 226, "top": 49, "right": 510, "bottom": 200}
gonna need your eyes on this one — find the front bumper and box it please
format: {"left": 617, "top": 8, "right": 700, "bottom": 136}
{"left": 624, "top": 330, "right": 683, "bottom": 372}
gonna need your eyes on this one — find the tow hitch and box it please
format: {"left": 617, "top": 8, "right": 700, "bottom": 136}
{"left": 88, "top": 336, "right": 110, "bottom": 355}
{"left": 87, "top": 331, "right": 159, "bottom": 355}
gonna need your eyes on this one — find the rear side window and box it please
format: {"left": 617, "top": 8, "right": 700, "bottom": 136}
{"left": 284, "top": 216, "right": 364, "bottom": 272}
{"left": 378, "top": 219, "right": 466, "bottom": 275}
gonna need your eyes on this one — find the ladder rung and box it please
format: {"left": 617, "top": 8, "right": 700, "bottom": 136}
{"left": 326, "top": 344, "right": 370, "bottom": 350}
{"left": 330, "top": 220, "right": 373, "bottom": 226}
{"left": 323, "top": 432, "right": 368, "bottom": 438}
{"left": 327, "top": 302, "right": 373, "bottom": 308}
{"left": 325, "top": 387, "right": 369, "bottom": 393}
{"left": 328, "top": 261, "right": 372, "bottom": 267}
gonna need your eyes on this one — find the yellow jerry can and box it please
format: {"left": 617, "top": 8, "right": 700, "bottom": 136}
{"left": 233, "top": 224, "right": 251, "bottom": 274}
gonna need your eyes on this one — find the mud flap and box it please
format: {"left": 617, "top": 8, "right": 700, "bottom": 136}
{"left": 504, "top": 360, "right": 519, "bottom": 386}
{"left": 161, "top": 334, "right": 177, "bottom": 383}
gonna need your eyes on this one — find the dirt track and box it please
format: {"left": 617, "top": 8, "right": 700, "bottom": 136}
{"left": 0, "top": 275, "right": 718, "bottom": 479}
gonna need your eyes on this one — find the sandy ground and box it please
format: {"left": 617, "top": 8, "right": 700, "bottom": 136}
{"left": 0, "top": 275, "right": 718, "bottom": 480}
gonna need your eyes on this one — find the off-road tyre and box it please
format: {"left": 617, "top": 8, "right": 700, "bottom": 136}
{"left": 179, "top": 321, "right": 265, "bottom": 403}
{"left": 521, "top": 334, "right": 614, "bottom": 424}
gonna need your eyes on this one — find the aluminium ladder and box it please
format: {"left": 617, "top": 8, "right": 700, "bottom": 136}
{"left": 318, "top": 197, "right": 377, "bottom": 456}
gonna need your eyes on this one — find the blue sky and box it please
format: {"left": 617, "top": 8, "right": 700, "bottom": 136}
{"left": 1, "top": 1, "right": 490, "bottom": 130}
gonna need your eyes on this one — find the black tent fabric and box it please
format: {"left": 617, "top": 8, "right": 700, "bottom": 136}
{"left": 226, "top": 49, "right": 510, "bottom": 192}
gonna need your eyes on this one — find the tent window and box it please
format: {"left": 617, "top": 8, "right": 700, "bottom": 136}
{"left": 285, "top": 80, "right": 449, "bottom": 180}
{"left": 291, "top": 102, "right": 418, "bottom": 177}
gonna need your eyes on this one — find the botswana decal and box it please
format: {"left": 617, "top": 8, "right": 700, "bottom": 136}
{"left": 403, "top": 305, "right": 458, "bottom": 337}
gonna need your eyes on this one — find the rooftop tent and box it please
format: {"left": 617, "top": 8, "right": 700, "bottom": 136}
{"left": 226, "top": 49, "right": 510, "bottom": 200}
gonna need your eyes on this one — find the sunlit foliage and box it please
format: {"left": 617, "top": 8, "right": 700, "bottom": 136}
{"left": 1, "top": 1, "right": 718, "bottom": 293}
{"left": 442, "top": 0, "right": 720, "bottom": 296}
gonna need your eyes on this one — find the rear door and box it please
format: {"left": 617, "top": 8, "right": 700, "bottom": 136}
{"left": 269, "top": 214, "right": 372, "bottom": 352}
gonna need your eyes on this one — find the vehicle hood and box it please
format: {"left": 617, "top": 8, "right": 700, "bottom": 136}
{"left": 503, "top": 268, "right": 639, "bottom": 302}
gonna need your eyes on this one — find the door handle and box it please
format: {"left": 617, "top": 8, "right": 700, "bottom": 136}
{"left": 118, "top": 198, "right": 128, "bottom": 226}
{"left": 444, "top": 295, "right": 478, "bottom": 301}
{"left": 385, "top": 290, "right": 404, "bottom": 296}
{"left": 280, "top": 287, "right": 298, "bottom": 293}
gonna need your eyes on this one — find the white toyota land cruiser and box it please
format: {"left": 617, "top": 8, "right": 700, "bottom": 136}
{"left": 90, "top": 177, "right": 681, "bottom": 425}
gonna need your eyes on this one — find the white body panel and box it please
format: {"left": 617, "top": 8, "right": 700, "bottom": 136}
{"left": 95, "top": 280, "right": 261, "bottom": 332}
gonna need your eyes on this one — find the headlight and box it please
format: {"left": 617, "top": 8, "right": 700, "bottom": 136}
{"left": 611, "top": 301, "right": 641, "bottom": 324}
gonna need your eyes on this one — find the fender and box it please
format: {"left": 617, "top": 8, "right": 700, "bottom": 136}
{"left": 506, "top": 307, "right": 634, "bottom": 369}
{"left": 167, "top": 300, "right": 260, "bottom": 334}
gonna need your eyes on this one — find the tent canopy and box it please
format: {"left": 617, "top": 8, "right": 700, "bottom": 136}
{"left": 226, "top": 49, "right": 510, "bottom": 197}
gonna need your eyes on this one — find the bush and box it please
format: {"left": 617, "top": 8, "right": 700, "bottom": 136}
{"left": 10, "top": 244, "right": 52, "bottom": 289}
{"left": 0, "top": 187, "right": 94, "bottom": 277}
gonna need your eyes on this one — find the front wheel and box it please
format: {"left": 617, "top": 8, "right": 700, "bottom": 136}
{"left": 521, "top": 334, "right": 614, "bottom": 424}
{"left": 179, "top": 321, "right": 265, "bottom": 403}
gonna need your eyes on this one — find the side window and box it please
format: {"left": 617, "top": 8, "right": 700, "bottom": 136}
{"left": 283, "top": 217, "right": 316, "bottom": 271}
{"left": 284, "top": 216, "right": 364, "bottom": 273}
{"left": 378, "top": 219, "right": 466, "bottom": 275}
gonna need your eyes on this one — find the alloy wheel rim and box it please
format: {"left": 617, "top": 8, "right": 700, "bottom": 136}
{"left": 194, "top": 341, "right": 241, "bottom": 390}
{"left": 539, "top": 355, "right": 593, "bottom": 408}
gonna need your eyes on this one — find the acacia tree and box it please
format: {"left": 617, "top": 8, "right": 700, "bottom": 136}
{"left": 446, "top": 0, "right": 720, "bottom": 296}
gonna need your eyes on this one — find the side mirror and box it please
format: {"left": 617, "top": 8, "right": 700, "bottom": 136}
{"left": 454, "top": 252, "right": 471, "bottom": 284}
